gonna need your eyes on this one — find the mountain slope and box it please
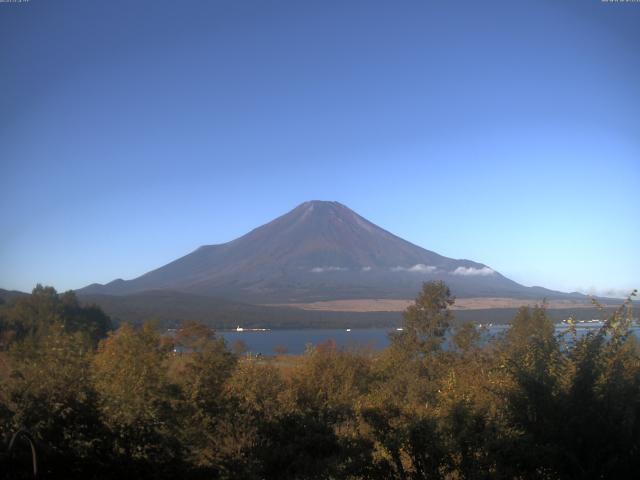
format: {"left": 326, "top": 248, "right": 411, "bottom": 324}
{"left": 78, "top": 201, "right": 580, "bottom": 302}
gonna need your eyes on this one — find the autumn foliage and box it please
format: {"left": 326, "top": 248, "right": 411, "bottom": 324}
{"left": 0, "top": 283, "right": 638, "bottom": 479}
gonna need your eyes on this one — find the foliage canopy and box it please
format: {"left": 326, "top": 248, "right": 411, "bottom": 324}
{"left": 0, "top": 284, "right": 638, "bottom": 479}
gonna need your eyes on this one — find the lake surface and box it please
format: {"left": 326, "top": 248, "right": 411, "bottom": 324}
{"left": 218, "top": 324, "right": 640, "bottom": 355}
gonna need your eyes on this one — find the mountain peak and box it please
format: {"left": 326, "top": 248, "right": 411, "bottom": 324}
{"left": 293, "top": 200, "right": 351, "bottom": 217}
{"left": 300, "top": 200, "right": 343, "bottom": 207}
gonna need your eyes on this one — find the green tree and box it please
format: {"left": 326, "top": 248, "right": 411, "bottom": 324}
{"left": 394, "top": 281, "right": 455, "bottom": 353}
{"left": 91, "top": 323, "right": 182, "bottom": 476}
{"left": 221, "top": 362, "right": 288, "bottom": 478}
{"left": 452, "top": 322, "right": 482, "bottom": 354}
{"left": 289, "top": 341, "right": 372, "bottom": 425}
{"left": 285, "top": 343, "right": 378, "bottom": 479}
{"left": 173, "top": 322, "right": 237, "bottom": 472}
{"left": 494, "top": 300, "right": 640, "bottom": 478}
{"left": 250, "top": 412, "right": 342, "bottom": 480}
{"left": 6, "top": 324, "right": 105, "bottom": 477}
{"left": 0, "top": 285, "right": 111, "bottom": 349}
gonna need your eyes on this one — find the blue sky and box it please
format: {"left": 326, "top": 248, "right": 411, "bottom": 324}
{"left": 1, "top": 0, "right": 638, "bottom": 297}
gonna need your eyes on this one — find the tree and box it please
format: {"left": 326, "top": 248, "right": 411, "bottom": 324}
{"left": 396, "top": 281, "right": 455, "bottom": 353}
{"left": 221, "top": 361, "right": 288, "bottom": 477}
{"left": 173, "top": 320, "right": 215, "bottom": 351}
{"left": 452, "top": 322, "right": 481, "bottom": 354}
{"left": 174, "top": 322, "right": 236, "bottom": 471}
{"left": 0, "top": 285, "right": 111, "bottom": 349}
{"left": 91, "top": 323, "right": 181, "bottom": 476}
{"left": 5, "top": 324, "right": 106, "bottom": 477}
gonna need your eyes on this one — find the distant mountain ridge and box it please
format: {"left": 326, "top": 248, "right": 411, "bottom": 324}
{"left": 78, "top": 201, "right": 584, "bottom": 303}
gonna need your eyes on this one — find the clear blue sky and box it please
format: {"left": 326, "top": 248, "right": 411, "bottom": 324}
{"left": 1, "top": 0, "right": 638, "bottom": 297}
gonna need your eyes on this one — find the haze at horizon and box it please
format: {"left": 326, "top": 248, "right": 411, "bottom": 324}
{"left": 1, "top": 0, "right": 638, "bottom": 297}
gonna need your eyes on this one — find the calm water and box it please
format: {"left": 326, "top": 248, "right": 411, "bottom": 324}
{"left": 218, "top": 324, "right": 640, "bottom": 355}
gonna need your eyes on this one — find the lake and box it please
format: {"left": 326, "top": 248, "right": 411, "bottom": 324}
{"left": 217, "top": 323, "right": 640, "bottom": 355}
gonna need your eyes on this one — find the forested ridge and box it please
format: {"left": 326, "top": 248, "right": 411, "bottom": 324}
{"left": 0, "top": 283, "right": 638, "bottom": 479}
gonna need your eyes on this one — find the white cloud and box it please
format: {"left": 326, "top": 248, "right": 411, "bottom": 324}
{"left": 391, "top": 264, "right": 437, "bottom": 273}
{"left": 408, "top": 264, "right": 436, "bottom": 273}
{"left": 361, "top": 266, "right": 372, "bottom": 272}
{"left": 452, "top": 266, "right": 495, "bottom": 276}
{"left": 310, "top": 266, "right": 348, "bottom": 273}
{"left": 578, "top": 287, "right": 635, "bottom": 299}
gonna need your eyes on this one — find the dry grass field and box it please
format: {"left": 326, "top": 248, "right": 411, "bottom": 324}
{"left": 267, "top": 297, "right": 605, "bottom": 312}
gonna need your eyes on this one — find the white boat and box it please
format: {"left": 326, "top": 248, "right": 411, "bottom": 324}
{"left": 346, "top": 328, "right": 351, "bottom": 332}
{"left": 236, "top": 326, "right": 244, "bottom": 332}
